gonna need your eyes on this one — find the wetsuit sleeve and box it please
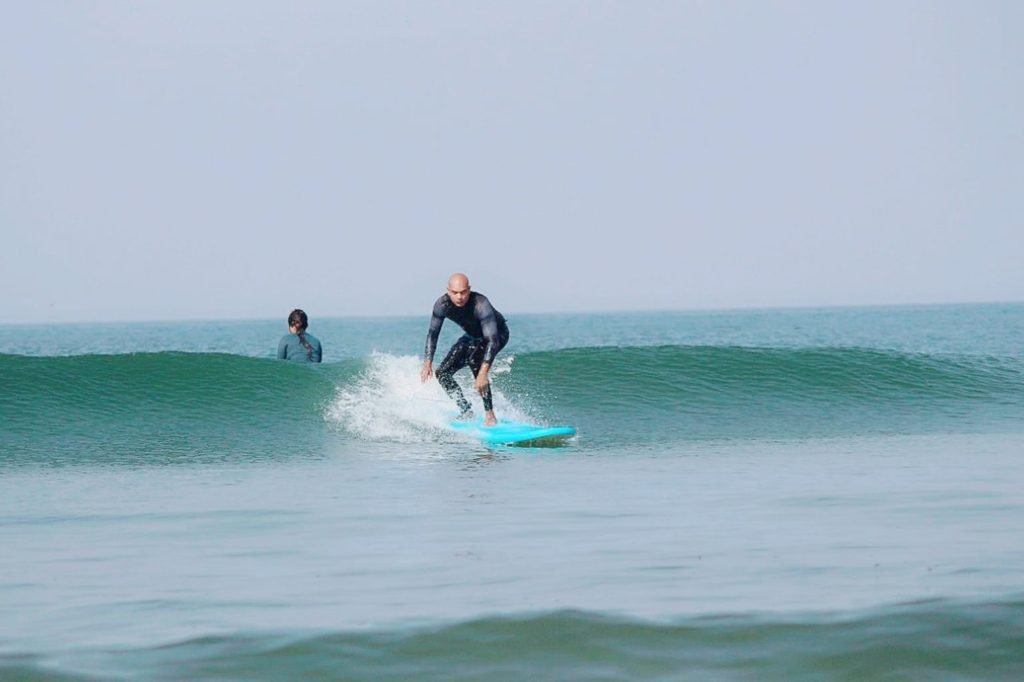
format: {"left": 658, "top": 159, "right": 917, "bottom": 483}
{"left": 474, "top": 296, "right": 502, "bottom": 365}
{"left": 423, "top": 298, "right": 446, "bottom": 361}
{"left": 312, "top": 338, "right": 322, "bottom": 363}
{"left": 277, "top": 336, "right": 288, "bottom": 359}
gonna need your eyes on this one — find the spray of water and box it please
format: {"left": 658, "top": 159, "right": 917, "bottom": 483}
{"left": 324, "top": 353, "right": 529, "bottom": 442}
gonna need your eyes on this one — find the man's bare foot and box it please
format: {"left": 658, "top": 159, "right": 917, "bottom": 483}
{"left": 483, "top": 411, "right": 497, "bottom": 427}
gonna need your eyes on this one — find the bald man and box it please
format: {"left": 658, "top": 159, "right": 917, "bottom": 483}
{"left": 420, "top": 273, "right": 510, "bottom": 426}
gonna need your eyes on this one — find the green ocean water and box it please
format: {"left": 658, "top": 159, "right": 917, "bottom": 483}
{"left": 1, "top": 304, "right": 1023, "bottom": 680}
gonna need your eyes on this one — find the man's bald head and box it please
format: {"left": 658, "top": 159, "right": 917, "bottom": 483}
{"left": 447, "top": 273, "right": 472, "bottom": 307}
{"left": 448, "top": 273, "right": 469, "bottom": 289}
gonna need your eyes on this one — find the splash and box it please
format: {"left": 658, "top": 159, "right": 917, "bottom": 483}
{"left": 324, "top": 353, "right": 529, "bottom": 442}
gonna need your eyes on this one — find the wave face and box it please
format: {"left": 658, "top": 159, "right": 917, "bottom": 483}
{"left": 3, "top": 344, "right": 1022, "bottom": 463}
{"left": 505, "top": 345, "right": 1024, "bottom": 443}
{"left": 3, "top": 600, "right": 1023, "bottom": 681}
{"left": 0, "top": 352, "right": 345, "bottom": 464}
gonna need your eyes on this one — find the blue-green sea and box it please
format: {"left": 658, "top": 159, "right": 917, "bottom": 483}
{"left": 2, "top": 303, "right": 1023, "bottom": 680}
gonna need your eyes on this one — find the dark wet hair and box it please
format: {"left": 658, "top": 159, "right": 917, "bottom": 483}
{"left": 288, "top": 309, "right": 314, "bottom": 359}
{"left": 288, "top": 309, "right": 308, "bottom": 330}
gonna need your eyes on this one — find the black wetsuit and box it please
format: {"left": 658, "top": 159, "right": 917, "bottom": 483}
{"left": 424, "top": 291, "right": 510, "bottom": 415}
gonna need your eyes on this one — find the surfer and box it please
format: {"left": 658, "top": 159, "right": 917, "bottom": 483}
{"left": 277, "top": 309, "right": 323, "bottom": 363}
{"left": 420, "top": 273, "right": 509, "bottom": 426}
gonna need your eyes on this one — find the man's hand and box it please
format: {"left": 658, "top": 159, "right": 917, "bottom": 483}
{"left": 420, "top": 360, "right": 433, "bottom": 383}
{"left": 474, "top": 363, "right": 491, "bottom": 394}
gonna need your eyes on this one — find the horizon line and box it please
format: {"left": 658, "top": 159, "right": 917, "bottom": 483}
{"left": 1, "top": 298, "right": 1022, "bottom": 328}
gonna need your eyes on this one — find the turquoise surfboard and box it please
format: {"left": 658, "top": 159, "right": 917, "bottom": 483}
{"left": 448, "top": 419, "right": 577, "bottom": 446}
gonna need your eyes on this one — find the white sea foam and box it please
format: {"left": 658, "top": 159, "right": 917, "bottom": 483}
{"left": 324, "top": 352, "right": 528, "bottom": 442}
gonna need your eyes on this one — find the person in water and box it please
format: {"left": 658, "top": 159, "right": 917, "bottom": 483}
{"left": 420, "top": 273, "right": 509, "bottom": 426}
{"left": 277, "top": 309, "right": 322, "bottom": 363}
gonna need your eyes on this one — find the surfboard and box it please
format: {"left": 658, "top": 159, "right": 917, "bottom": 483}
{"left": 448, "top": 419, "right": 577, "bottom": 446}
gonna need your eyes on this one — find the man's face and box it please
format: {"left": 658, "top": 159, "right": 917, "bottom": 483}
{"left": 447, "top": 281, "right": 471, "bottom": 307}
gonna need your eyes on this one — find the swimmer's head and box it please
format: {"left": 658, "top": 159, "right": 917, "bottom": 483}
{"left": 288, "top": 309, "right": 309, "bottom": 331}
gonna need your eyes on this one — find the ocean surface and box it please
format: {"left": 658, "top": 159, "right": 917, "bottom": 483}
{"left": 2, "top": 303, "right": 1023, "bottom": 680}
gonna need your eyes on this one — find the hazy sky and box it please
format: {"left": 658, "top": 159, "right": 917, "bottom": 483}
{"left": 2, "top": 1, "right": 1021, "bottom": 323}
